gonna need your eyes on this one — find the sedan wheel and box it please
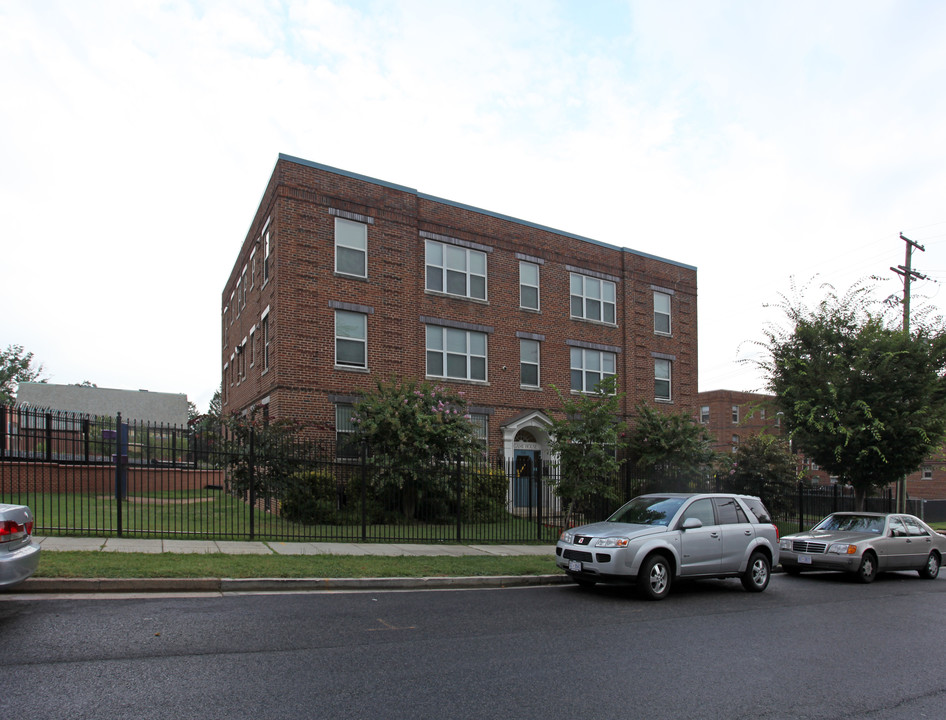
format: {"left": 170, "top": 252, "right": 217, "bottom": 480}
{"left": 919, "top": 552, "right": 941, "bottom": 580}
{"left": 741, "top": 551, "right": 771, "bottom": 592}
{"left": 638, "top": 554, "right": 672, "bottom": 600}
{"left": 856, "top": 552, "right": 878, "bottom": 583}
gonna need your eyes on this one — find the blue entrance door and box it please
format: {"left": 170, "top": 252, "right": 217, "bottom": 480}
{"left": 514, "top": 450, "right": 540, "bottom": 508}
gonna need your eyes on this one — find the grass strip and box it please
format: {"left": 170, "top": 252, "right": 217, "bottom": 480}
{"left": 35, "top": 551, "right": 562, "bottom": 580}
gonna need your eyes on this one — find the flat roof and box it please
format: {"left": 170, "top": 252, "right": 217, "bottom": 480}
{"left": 278, "top": 153, "right": 697, "bottom": 272}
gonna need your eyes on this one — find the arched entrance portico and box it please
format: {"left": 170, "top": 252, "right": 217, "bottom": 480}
{"left": 501, "top": 411, "right": 554, "bottom": 509}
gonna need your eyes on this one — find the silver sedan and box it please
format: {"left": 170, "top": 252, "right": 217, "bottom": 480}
{"left": 779, "top": 512, "right": 945, "bottom": 583}
{"left": 0, "top": 503, "right": 41, "bottom": 589}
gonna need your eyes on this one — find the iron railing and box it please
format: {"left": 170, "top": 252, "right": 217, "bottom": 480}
{"left": 0, "top": 404, "right": 917, "bottom": 541}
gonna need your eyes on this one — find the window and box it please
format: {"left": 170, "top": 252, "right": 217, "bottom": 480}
{"left": 240, "top": 266, "right": 248, "bottom": 309}
{"left": 249, "top": 329, "right": 256, "bottom": 367}
{"left": 731, "top": 434, "right": 739, "bottom": 453}
{"left": 570, "top": 347, "right": 616, "bottom": 393}
{"left": 261, "top": 314, "right": 270, "bottom": 371}
{"left": 250, "top": 248, "right": 256, "bottom": 290}
{"left": 335, "top": 310, "right": 367, "bottom": 368}
{"left": 655, "top": 358, "right": 671, "bottom": 401}
{"left": 732, "top": 405, "right": 740, "bottom": 423}
{"left": 426, "top": 325, "right": 487, "bottom": 381}
{"left": 923, "top": 466, "right": 933, "bottom": 480}
{"left": 520, "top": 339, "right": 540, "bottom": 387}
{"left": 335, "top": 404, "right": 360, "bottom": 459}
{"left": 469, "top": 413, "right": 488, "bottom": 445}
{"left": 654, "top": 291, "right": 671, "bottom": 334}
{"left": 700, "top": 405, "right": 710, "bottom": 424}
{"left": 335, "top": 218, "right": 367, "bottom": 278}
{"left": 714, "top": 497, "right": 748, "bottom": 524}
{"left": 263, "top": 231, "right": 271, "bottom": 285}
{"left": 570, "top": 273, "right": 616, "bottom": 324}
{"left": 681, "top": 499, "right": 716, "bottom": 526}
{"left": 425, "top": 240, "right": 487, "bottom": 300}
{"left": 520, "top": 261, "right": 539, "bottom": 310}
{"left": 903, "top": 516, "right": 929, "bottom": 537}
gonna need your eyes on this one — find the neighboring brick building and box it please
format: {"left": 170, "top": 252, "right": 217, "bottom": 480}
{"left": 222, "top": 154, "right": 698, "bottom": 472}
{"left": 698, "top": 389, "right": 946, "bottom": 500}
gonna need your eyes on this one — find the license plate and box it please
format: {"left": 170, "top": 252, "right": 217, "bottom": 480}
{"left": 798, "top": 554, "right": 812, "bottom": 565}
{"left": 568, "top": 560, "right": 583, "bottom": 572}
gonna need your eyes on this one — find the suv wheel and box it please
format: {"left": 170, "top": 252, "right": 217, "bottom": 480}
{"left": 638, "top": 553, "right": 672, "bottom": 600}
{"left": 740, "top": 551, "right": 770, "bottom": 592}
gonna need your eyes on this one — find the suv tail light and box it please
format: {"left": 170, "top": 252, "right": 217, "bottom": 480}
{"left": 0, "top": 520, "right": 29, "bottom": 543}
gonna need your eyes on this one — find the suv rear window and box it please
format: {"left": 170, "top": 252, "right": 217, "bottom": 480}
{"left": 741, "top": 496, "right": 772, "bottom": 523}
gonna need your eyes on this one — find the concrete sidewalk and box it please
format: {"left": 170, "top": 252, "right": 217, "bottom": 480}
{"left": 6, "top": 536, "right": 563, "bottom": 596}
{"left": 35, "top": 536, "right": 556, "bottom": 557}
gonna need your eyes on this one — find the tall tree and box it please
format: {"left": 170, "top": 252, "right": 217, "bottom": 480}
{"left": 0, "top": 344, "right": 46, "bottom": 404}
{"left": 547, "top": 376, "right": 626, "bottom": 528}
{"left": 758, "top": 280, "right": 946, "bottom": 508}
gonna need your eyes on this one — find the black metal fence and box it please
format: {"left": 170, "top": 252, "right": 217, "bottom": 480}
{"left": 0, "top": 404, "right": 915, "bottom": 542}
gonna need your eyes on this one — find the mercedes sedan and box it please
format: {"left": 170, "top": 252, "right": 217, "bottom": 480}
{"left": 555, "top": 493, "right": 780, "bottom": 600}
{"left": 779, "top": 512, "right": 945, "bottom": 583}
{"left": 0, "top": 503, "right": 41, "bottom": 589}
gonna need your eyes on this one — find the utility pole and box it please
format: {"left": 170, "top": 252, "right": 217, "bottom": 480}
{"left": 890, "top": 232, "right": 927, "bottom": 513}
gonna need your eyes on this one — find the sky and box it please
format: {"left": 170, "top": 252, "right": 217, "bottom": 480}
{"left": 3, "top": 0, "right": 946, "bottom": 414}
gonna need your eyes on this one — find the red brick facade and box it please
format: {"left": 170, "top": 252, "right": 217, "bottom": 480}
{"left": 222, "top": 155, "right": 699, "bottom": 462}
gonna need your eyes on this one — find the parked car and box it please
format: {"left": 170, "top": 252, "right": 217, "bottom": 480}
{"left": 555, "top": 493, "right": 780, "bottom": 600}
{"left": 779, "top": 512, "right": 944, "bottom": 583}
{"left": 0, "top": 503, "right": 41, "bottom": 589}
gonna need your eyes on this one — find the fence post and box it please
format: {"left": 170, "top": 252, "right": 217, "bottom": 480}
{"left": 248, "top": 425, "right": 255, "bottom": 540}
{"left": 0, "top": 405, "right": 6, "bottom": 459}
{"left": 360, "top": 441, "right": 368, "bottom": 542}
{"left": 536, "top": 455, "right": 544, "bottom": 542}
{"left": 115, "top": 413, "right": 123, "bottom": 537}
{"left": 455, "top": 454, "right": 463, "bottom": 543}
{"left": 797, "top": 480, "right": 804, "bottom": 534}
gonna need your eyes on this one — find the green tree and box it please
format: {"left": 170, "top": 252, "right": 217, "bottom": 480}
{"left": 547, "top": 376, "right": 626, "bottom": 528}
{"left": 223, "top": 404, "right": 304, "bottom": 502}
{"left": 758, "top": 279, "right": 946, "bottom": 508}
{"left": 351, "top": 378, "right": 480, "bottom": 519}
{"left": 715, "top": 432, "right": 798, "bottom": 518}
{"left": 1, "top": 344, "right": 46, "bottom": 404}
{"left": 626, "top": 402, "right": 716, "bottom": 479}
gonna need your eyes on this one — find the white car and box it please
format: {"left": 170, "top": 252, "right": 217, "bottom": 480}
{"left": 556, "top": 493, "right": 780, "bottom": 600}
{"left": 0, "top": 503, "right": 41, "bottom": 589}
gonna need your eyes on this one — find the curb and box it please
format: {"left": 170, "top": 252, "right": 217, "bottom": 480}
{"left": 13, "top": 574, "right": 569, "bottom": 594}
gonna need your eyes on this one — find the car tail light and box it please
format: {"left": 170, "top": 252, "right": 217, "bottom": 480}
{"left": 772, "top": 524, "right": 779, "bottom": 542}
{"left": 0, "top": 520, "right": 28, "bottom": 543}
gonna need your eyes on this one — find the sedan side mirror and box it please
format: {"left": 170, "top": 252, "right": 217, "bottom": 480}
{"left": 682, "top": 517, "right": 703, "bottom": 530}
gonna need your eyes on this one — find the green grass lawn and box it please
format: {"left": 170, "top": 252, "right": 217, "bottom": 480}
{"left": 35, "top": 551, "right": 562, "bottom": 580}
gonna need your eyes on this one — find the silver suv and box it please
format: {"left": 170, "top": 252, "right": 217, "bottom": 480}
{"left": 555, "top": 493, "right": 780, "bottom": 600}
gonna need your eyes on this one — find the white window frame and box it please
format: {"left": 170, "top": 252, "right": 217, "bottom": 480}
{"left": 570, "top": 273, "right": 616, "bottom": 324}
{"left": 425, "top": 240, "right": 487, "bottom": 301}
{"left": 520, "top": 338, "right": 540, "bottom": 388}
{"left": 335, "top": 310, "right": 367, "bottom": 369}
{"left": 732, "top": 405, "right": 740, "bottom": 423}
{"left": 262, "top": 231, "right": 271, "bottom": 285}
{"left": 426, "top": 325, "right": 487, "bottom": 382}
{"left": 335, "top": 218, "right": 368, "bottom": 278}
{"left": 570, "top": 347, "right": 616, "bottom": 394}
{"left": 335, "top": 404, "right": 360, "bottom": 460}
{"left": 700, "top": 405, "right": 710, "bottom": 424}
{"left": 261, "top": 312, "right": 270, "bottom": 371}
{"left": 519, "top": 261, "right": 540, "bottom": 311}
{"left": 654, "top": 291, "right": 671, "bottom": 335}
{"left": 655, "top": 358, "right": 672, "bottom": 401}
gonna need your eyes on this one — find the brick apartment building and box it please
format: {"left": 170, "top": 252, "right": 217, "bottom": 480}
{"left": 221, "top": 154, "right": 699, "bottom": 474}
{"left": 698, "top": 389, "right": 946, "bottom": 500}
